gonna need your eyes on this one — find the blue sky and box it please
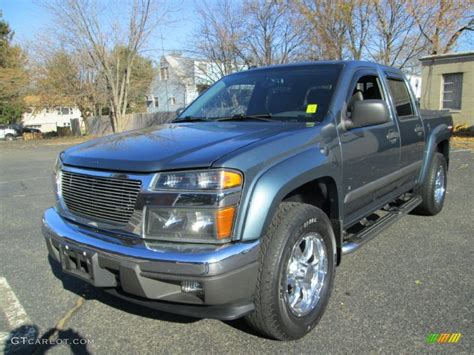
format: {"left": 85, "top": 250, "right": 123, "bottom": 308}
{"left": 2, "top": 0, "right": 473, "bottom": 59}
{"left": 1, "top": 0, "right": 198, "bottom": 61}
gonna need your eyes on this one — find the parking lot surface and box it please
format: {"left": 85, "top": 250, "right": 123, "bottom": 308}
{"left": 0, "top": 140, "right": 472, "bottom": 353}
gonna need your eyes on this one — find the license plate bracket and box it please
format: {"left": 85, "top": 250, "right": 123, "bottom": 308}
{"left": 58, "top": 243, "right": 117, "bottom": 287}
{"left": 59, "top": 244, "right": 94, "bottom": 281}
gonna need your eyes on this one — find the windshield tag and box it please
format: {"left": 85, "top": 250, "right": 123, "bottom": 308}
{"left": 306, "top": 104, "right": 318, "bottom": 114}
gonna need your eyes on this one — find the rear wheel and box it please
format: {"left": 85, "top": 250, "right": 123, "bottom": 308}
{"left": 413, "top": 152, "right": 447, "bottom": 216}
{"left": 246, "top": 202, "right": 336, "bottom": 340}
{"left": 5, "top": 134, "right": 15, "bottom": 141}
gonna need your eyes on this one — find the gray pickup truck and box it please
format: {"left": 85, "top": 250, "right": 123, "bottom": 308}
{"left": 42, "top": 61, "right": 452, "bottom": 340}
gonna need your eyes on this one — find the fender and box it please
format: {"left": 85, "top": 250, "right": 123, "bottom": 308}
{"left": 237, "top": 147, "right": 342, "bottom": 251}
{"left": 418, "top": 123, "right": 451, "bottom": 186}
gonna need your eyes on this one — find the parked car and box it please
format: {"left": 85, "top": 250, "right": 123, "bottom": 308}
{"left": 42, "top": 61, "right": 452, "bottom": 340}
{"left": 22, "top": 127, "right": 42, "bottom": 134}
{"left": 0, "top": 124, "right": 18, "bottom": 140}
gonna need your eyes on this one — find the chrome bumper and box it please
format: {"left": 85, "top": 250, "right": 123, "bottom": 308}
{"left": 42, "top": 208, "right": 259, "bottom": 308}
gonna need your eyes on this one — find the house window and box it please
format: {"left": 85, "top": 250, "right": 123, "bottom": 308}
{"left": 197, "top": 62, "right": 207, "bottom": 74}
{"left": 146, "top": 96, "right": 153, "bottom": 107}
{"left": 169, "top": 97, "right": 176, "bottom": 105}
{"left": 160, "top": 67, "right": 169, "bottom": 81}
{"left": 442, "top": 73, "right": 463, "bottom": 110}
{"left": 61, "top": 107, "right": 70, "bottom": 115}
{"left": 154, "top": 96, "right": 159, "bottom": 108}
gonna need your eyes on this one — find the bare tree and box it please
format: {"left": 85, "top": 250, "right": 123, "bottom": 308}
{"left": 410, "top": 0, "right": 474, "bottom": 55}
{"left": 344, "top": 0, "right": 372, "bottom": 60}
{"left": 42, "top": 0, "right": 167, "bottom": 132}
{"left": 297, "top": 0, "right": 348, "bottom": 60}
{"left": 194, "top": 0, "right": 247, "bottom": 79}
{"left": 368, "top": 0, "right": 427, "bottom": 69}
{"left": 194, "top": 0, "right": 306, "bottom": 79}
{"left": 243, "top": 0, "right": 305, "bottom": 66}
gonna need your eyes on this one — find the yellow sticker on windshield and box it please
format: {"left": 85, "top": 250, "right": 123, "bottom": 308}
{"left": 306, "top": 104, "right": 318, "bottom": 114}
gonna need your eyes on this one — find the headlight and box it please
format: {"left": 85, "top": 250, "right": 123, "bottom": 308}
{"left": 145, "top": 206, "right": 235, "bottom": 242}
{"left": 146, "top": 169, "right": 243, "bottom": 243}
{"left": 152, "top": 169, "right": 242, "bottom": 190}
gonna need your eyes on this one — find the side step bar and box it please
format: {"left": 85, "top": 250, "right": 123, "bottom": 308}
{"left": 342, "top": 195, "right": 422, "bottom": 255}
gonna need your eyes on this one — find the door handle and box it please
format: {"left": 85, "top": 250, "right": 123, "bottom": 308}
{"left": 414, "top": 125, "right": 424, "bottom": 136}
{"left": 386, "top": 130, "right": 399, "bottom": 143}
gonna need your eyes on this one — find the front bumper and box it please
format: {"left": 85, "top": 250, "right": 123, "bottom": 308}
{"left": 42, "top": 208, "right": 259, "bottom": 320}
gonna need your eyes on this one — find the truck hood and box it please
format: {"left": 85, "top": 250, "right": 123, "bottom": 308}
{"left": 62, "top": 122, "right": 304, "bottom": 172}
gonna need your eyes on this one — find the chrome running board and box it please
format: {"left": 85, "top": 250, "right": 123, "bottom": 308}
{"left": 342, "top": 195, "right": 422, "bottom": 255}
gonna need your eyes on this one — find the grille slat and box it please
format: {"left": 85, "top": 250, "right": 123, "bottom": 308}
{"left": 62, "top": 177, "right": 141, "bottom": 193}
{"left": 61, "top": 170, "right": 141, "bottom": 225}
{"left": 61, "top": 187, "right": 138, "bottom": 205}
{"left": 60, "top": 199, "right": 133, "bottom": 216}
{"left": 62, "top": 170, "right": 141, "bottom": 186}
{"left": 61, "top": 203, "right": 131, "bottom": 223}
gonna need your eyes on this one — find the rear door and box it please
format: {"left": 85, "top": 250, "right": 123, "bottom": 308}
{"left": 340, "top": 69, "right": 401, "bottom": 226}
{"left": 384, "top": 73, "right": 425, "bottom": 189}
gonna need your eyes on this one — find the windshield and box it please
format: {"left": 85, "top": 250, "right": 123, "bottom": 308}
{"left": 178, "top": 64, "right": 342, "bottom": 122}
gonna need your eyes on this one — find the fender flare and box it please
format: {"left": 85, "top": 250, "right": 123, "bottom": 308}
{"left": 236, "top": 147, "right": 342, "bottom": 254}
{"left": 418, "top": 123, "right": 451, "bottom": 186}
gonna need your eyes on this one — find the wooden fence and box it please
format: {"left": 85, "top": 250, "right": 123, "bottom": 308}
{"left": 86, "top": 112, "right": 175, "bottom": 136}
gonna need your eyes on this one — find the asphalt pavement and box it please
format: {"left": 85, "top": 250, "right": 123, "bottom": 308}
{"left": 0, "top": 139, "right": 472, "bottom": 354}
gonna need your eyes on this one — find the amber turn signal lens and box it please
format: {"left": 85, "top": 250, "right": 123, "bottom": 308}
{"left": 221, "top": 171, "right": 242, "bottom": 189}
{"left": 216, "top": 207, "right": 236, "bottom": 239}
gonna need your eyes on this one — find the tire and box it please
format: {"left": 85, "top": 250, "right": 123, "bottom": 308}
{"left": 413, "top": 152, "right": 447, "bottom": 216}
{"left": 5, "top": 134, "right": 15, "bottom": 141}
{"left": 245, "top": 202, "right": 336, "bottom": 340}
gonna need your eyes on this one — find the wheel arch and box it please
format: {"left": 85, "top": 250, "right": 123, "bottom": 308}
{"left": 418, "top": 123, "right": 451, "bottom": 186}
{"left": 238, "top": 149, "right": 343, "bottom": 263}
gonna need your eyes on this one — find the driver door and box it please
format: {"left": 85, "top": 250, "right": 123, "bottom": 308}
{"left": 339, "top": 69, "right": 401, "bottom": 226}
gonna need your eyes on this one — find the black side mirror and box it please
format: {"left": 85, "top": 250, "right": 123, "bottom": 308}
{"left": 345, "top": 100, "right": 390, "bottom": 129}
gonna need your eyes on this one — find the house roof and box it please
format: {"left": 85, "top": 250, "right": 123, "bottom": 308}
{"left": 419, "top": 51, "right": 474, "bottom": 65}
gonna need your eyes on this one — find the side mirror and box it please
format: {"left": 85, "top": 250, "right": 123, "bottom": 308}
{"left": 346, "top": 100, "right": 390, "bottom": 129}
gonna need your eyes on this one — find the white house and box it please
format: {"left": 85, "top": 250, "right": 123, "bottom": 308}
{"left": 405, "top": 74, "right": 422, "bottom": 100}
{"left": 146, "top": 54, "right": 222, "bottom": 113}
{"left": 22, "top": 106, "right": 83, "bottom": 133}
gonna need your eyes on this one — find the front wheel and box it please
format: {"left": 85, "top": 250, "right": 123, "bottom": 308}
{"left": 5, "top": 134, "right": 15, "bottom": 141}
{"left": 246, "top": 202, "right": 336, "bottom": 340}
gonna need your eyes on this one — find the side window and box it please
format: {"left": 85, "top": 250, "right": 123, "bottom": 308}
{"left": 347, "top": 75, "right": 384, "bottom": 117}
{"left": 387, "top": 78, "right": 414, "bottom": 118}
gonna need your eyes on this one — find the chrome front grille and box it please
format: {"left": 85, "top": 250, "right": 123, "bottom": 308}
{"left": 60, "top": 170, "right": 142, "bottom": 225}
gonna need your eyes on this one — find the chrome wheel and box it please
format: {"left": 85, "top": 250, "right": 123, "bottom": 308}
{"left": 285, "top": 233, "right": 328, "bottom": 317}
{"left": 434, "top": 167, "right": 445, "bottom": 204}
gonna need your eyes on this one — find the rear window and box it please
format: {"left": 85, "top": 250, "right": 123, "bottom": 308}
{"left": 387, "top": 79, "right": 414, "bottom": 118}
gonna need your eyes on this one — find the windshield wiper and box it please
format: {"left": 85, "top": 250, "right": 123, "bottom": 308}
{"left": 217, "top": 113, "right": 273, "bottom": 122}
{"left": 172, "top": 116, "right": 208, "bottom": 123}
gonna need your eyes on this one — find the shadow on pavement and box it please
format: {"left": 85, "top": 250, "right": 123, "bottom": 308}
{"left": 47, "top": 256, "right": 269, "bottom": 339}
{"left": 3, "top": 324, "right": 91, "bottom": 354}
{"left": 48, "top": 256, "right": 199, "bottom": 325}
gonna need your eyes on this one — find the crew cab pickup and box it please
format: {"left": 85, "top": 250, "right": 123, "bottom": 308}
{"left": 42, "top": 61, "right": 452, "bottom": 340}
